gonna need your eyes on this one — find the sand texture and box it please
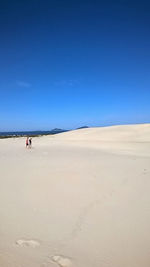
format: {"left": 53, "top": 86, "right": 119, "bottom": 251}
{"left": 0, "top": 124, "right": 150, "bottom": 267}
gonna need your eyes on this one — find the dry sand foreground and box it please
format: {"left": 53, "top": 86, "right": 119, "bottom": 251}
{"left": 0, "top": 124, "right": 150, "bottom": 267}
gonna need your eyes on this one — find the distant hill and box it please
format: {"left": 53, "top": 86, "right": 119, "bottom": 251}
{"left": 50, "top": 128, "right": 69, "bottom": 134}
{"left": 76, "top": 126, "right": 89, "bottom": 130}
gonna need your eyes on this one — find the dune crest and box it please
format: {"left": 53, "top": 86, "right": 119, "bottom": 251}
{"left": 54, "top": 124, "right": 150, "bottom": 142}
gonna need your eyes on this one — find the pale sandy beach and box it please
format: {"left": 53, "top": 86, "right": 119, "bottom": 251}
{"left": 0, "top": 124, "right": 150, "bottom": 267}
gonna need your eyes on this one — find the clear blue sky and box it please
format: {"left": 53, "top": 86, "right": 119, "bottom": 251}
{"left": 0, "top": 0, "right": 150, "bottom": 131}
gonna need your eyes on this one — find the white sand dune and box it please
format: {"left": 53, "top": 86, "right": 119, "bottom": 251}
{"left": 0, "top": 124, "right": 150, "bottom": 267}
{"left": 56, "top": 123, "right": 150, "bottom": 142}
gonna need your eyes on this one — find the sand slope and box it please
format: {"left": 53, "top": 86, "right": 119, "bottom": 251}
{"left": 0, "top": 124, "right": 150, "bottom": 267}
{"left": 55, "top": 123, "right": 150, "bottom": 141}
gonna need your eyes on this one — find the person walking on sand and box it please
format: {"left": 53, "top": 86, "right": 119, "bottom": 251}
{"left": 26, "top": 137, "right": 29, "bottom": 148}
{"left": 29, "top": 137, "right": 32, "bottom": 148}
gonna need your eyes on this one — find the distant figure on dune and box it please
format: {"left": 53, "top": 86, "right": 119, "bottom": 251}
{"left": 26, "top": 137, "right": 29, "bottom": 148}
{"left": 29, "top": 137, "right": 32, "bottom": 149}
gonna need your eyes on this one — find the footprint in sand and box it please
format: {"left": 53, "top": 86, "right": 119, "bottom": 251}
{"left": 15, "top": 239, "right": 40, "bottom": 248}
{"left": 51, "top": 255, "right": 72, "bottom": 267}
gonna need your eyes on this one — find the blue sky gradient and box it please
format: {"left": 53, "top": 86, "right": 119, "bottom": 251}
{"left": 0, "top": 0, "right": 150, "bottom": 131}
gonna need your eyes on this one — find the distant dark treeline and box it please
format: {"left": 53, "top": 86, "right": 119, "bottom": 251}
{"left": 0, "top": 126, "right": 89, "bottom": 139}
{"left": 0, "top": 129, "right": 68, "bottom": 139}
